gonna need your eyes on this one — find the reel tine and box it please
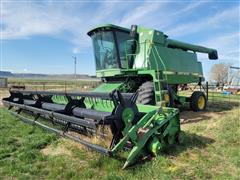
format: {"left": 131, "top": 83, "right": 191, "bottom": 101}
{"left": 90, "top": 97, "right": 93, "bottom": 106}
{"left": 104, "top": 99, "right": 107, "bottom": 108}
{"left": 94, "top": 97, "right": 97, "bottom": 106}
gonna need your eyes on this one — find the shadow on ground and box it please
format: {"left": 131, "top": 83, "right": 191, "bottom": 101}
{"left": 164, "top": 132, "right": 215, "bottom": 156}
{"left": 179, "top": 101, "right": 239, "bottom": 124}
{"left": 127, "top": 132, "right": 215, "bottom": 169}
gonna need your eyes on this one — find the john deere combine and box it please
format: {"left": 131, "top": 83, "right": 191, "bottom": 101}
{"left": 2, "top": 24, "right": 217, "bottom": 168}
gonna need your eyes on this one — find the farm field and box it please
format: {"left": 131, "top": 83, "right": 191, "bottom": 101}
{"left": 7, "top": 78, "right": 100, "bottom": 91}
{"left": 0, "top": 80, "right": 240, "bottom": 179}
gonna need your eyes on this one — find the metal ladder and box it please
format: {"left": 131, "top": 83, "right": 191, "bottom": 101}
{"left": 148, "top": 42, "right": 169, "bottom": 106}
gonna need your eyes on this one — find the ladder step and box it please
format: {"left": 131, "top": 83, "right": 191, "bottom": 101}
{"left": 156, "top": 101, "right": 166, "bottom": 106}
{"left": 154, "top": 79, "right": 167, "bottom": 82}
{"left": 155, "top": 90, "right": 168, "bottom": 94}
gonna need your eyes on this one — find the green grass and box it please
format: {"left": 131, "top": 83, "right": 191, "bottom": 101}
{"left": 0, "top": 105, "right": 239, "bottom": 179}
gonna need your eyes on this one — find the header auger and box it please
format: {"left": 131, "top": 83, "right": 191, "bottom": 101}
{"left": 3, "top": 89, "right": 181, "bottom": 168}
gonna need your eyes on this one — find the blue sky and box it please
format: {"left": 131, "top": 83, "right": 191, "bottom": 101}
{"left": 1, "top": 0, "right": 239, "bottom": 80}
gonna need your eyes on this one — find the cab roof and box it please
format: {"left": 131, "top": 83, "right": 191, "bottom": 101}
{"left": 87, "top": 24, "right": 130, "bottom": 36}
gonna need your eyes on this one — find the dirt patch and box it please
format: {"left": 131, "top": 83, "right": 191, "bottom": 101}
{"left": 0, "top": 89, "right": 9, "bottom": 106}
{"left": 41, "top": 143, "right": 72, "bottom": 156}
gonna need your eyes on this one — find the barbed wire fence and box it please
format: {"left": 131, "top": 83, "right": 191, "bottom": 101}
{"left": 206, "top": 84, "right": 240, "bottom": 110}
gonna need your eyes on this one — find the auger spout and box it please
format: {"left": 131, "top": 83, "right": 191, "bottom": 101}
{"left": 167, "top": 39, "right": 218, "bottom": 59}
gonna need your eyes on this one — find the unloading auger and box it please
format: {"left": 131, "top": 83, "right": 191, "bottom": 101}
{"left": 2, "top": 89, "right": 181, "bottom": 169}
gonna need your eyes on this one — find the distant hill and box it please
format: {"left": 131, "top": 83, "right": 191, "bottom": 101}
{"left": 0, "top": 71, "right": 98, "bottom": 80}
{"left": 0, "top": 71, "right": 14, "bottom": 77}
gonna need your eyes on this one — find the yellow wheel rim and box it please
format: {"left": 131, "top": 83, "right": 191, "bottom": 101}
{"left": 198, "top": 96, "right": 205, "bottom": 109}
{"left": 164, "top": 93, "right": 170, "bottom": 103}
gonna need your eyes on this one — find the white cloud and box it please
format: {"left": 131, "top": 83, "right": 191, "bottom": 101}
{"left": 1, "top": 1, "right": 88, "bottom": 52}
{"left": 195, "top": 31, "right": 240, "bottom": 80}
{"left": 1, "top": 0, "right": 239, "bottom": 75}
{"left": 119, "top": 1, "right": 166, "bottom": 26}
{"left": 166, "top": 6, "right": 239, "bottom": 37}
{"left": 198, "top": 32, "right": 240, "bottom": 64}
{"left": 2, "top": 1, "right": 233, "bottom": 46}
{"left": 119, "top": 1, "right": 211, "bottom": 32}
{"left": 170, "top": 1, "right": 208, "bottom": 16}
{"left": 2, "top": 2, "right": 74, "bottom": 39}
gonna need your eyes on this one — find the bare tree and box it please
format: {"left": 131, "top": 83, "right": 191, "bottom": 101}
{"left": 229, "top": 67, "right": 240, "bottom": 86}
{"left": 210, "top": 63, "right": 230, "bottom": 85}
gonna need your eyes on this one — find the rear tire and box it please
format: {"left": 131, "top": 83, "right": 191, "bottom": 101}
{"left": 137, "top": 81, "right": 155, "bottom": 105}
{"left": 190, "top": 91, "right": 207, "bottom": 111}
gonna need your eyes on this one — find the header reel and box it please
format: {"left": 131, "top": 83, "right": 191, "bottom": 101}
{"left": 2, "top": 89, "right": 181, "bottom": 169}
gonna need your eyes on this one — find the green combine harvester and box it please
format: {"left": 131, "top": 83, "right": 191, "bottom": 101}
{"left": 2, "top": 24, "right": 217, "bottom": 168}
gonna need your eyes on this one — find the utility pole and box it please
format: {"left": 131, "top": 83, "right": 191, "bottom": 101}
{"left": 72, "top": 56, "right": 77, "bottom": 89}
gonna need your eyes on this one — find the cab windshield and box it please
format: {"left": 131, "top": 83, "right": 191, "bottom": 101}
{"left": 92, "top": 31, "right": 118, "bottom": 70}
{"left": 91, "top": 30, "right": 135, "bottom": 70}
